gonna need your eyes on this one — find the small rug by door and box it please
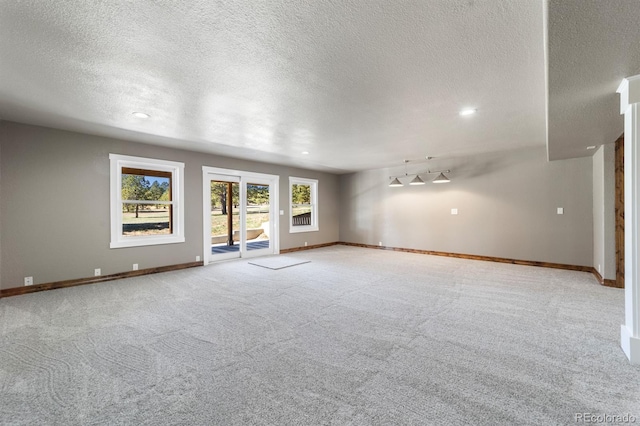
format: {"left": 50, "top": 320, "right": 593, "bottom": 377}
{"left": 248, "top": 256, "right": 311, "bottom": 270}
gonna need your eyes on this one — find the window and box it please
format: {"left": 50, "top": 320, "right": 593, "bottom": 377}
{"left": 289, "top": 177, "right": 318, "bottom": 233}
{"left": 110, "top": 154, "right": 185, "bottom": 248}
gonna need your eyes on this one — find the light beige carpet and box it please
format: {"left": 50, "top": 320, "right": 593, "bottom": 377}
{"left": 0, "top": 246, "right": 638, "bottom": 425}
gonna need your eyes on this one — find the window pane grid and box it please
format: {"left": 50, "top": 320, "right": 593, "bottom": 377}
{"left": 289, "top": 177, "right": 318, "bottom": 232}
{"left": 121, "top": 166, "right": 173, "bottom": 237}
{"left": 111, "top": 154, "right": 184, "bottom": 248}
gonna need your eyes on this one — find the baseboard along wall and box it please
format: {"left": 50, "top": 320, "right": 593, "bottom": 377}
{"left": 280, "top": 242, "right": 340, "bottom": 254}
{"left": 336, "top": 242, "right": 621, "bottom": 289}
{"left": 591, "top": 268, "right": 622, "bottom": 288}
{"left": 0, "top": 242, "right": 621, "bottom": 298}
{"left": 0, "top": 261, "right": 203, "bottom": 298}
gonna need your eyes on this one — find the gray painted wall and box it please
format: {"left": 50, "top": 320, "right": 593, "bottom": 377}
{"left": 0, "top": 122, "right": 339, "bottom": 290}
{"left": 592, "top": 144, "right": 616, "bottom": 280}
{"left": 339, "top": 147, "right": 593, "bottom": 266}
{"left": 0, "top": 124, "right": 3, "bottom": 287}
{"left": 0, "top": 121, "right": 601, "bottom": 290}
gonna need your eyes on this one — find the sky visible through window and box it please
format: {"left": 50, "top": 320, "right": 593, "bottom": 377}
{"left": 145, "top": 176, "right": 169, "bottom": 186}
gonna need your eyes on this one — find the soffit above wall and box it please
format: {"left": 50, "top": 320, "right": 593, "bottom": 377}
{"left": 546, "top": 0, "right": 640, "bottom": 160}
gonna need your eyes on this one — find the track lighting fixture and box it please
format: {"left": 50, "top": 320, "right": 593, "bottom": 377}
{"left": 388, "top": 158, "right": 452, "bottom": 187}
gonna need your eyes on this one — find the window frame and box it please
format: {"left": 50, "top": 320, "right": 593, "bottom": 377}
{"left": 110, "top": 154, "right": 185, "bottom": 248}
{"left": 289, "top": 176, "right": 319, "bottom": 233}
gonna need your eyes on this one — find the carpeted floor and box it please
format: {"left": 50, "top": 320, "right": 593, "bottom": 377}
{"left": 0, "top": 246, "right": 638, "bottom": 425}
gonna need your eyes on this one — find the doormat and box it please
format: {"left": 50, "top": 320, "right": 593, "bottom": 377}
{"left": 248, "top": 256, "right": 311, "bottom": 270}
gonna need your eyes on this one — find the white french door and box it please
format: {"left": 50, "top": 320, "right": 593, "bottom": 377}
{"left": 207, "top": 173, "right": 241, "bottom": 261}
{"left": 202, "top": 167, "right": 279, "bottom": 264}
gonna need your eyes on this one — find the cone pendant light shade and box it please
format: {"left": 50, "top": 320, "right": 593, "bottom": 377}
{"left": 389, "top": 177, "right": 403, "bottom": 187}
{"left": 432, "top": 172, "right": 450, "bottom": 183}
{"left": 409, "top": 175, "right": 425, "bottom": 185}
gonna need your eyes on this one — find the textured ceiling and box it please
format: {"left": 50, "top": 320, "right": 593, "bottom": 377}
{"left": 0, "top": 1, "right": 553, "bottom": 173}
{"left": 547, "top": 0, "right": 640, "bottom": 160}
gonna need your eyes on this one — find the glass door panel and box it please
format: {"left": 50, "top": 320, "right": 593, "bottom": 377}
{"left": 203, "top": 167, "right": 278, "bottom": 264}
{"left": 245, "top": 183, "right": 271, "bottom": 253}
{"left": 210, "top": 178, "right": 240, "bottom": 261}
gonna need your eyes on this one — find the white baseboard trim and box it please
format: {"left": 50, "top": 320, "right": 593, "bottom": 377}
{"left": 621, "top": 324, "right": 640, "bottom": 365}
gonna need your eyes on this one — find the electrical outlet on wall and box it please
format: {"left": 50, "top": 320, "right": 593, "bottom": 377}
{"left": 304, "top": 242, "right": 308, "bottom": 247}
{"left": 451, "top": 208, "right": 458, "bottom": 215}
{"left": 94, "top": 268, "right": 101, "bottom": 276}
{"left": 24, "top": 276, "right": 33, "bottom": 286}
{"left": 196, "top": 256, "right": 201, "bottom": 262}
{"left": 133, "top": 264, "right": 139, "bottom": 271}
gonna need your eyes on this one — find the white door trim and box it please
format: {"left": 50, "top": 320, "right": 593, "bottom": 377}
{"left": 202, "top": 166, "right": 280, "bottom": 265}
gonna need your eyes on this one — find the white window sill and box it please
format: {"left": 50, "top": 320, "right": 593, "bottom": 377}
{"left": 110, "top": 236, "right": 185, "bottom": 249}
{"left": 289, "top": 226, "right": 319, "bottom": 234}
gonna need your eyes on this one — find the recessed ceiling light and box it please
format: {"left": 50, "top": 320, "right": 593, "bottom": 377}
{"left": 459, "top": 108, "right": 477, "bottom": 116}
{"left": 586, "top": 145, "right": 597, "bottom": 150}
{"left": 301, "top": 151, "right": 309, "bottom": 155}
{"left": 132, "top": 112, "right": 150, "bottom": 119}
